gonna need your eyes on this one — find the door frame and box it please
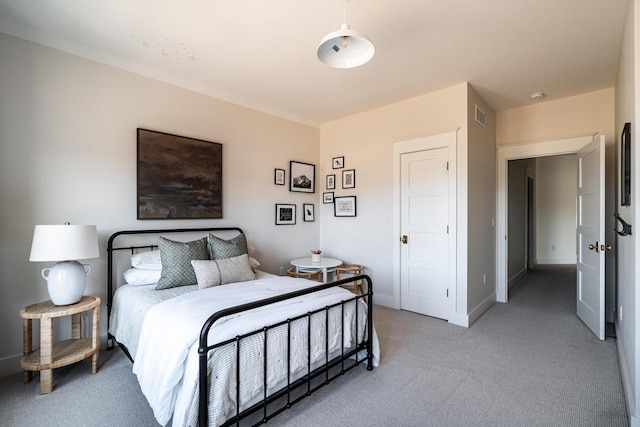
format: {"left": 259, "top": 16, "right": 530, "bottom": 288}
{"left": 496, "top": 134, "right": 594, "bottom": 302}
{"left": 526, "top": 169, "right": 536, "bottom": 270}
{"left": 392, "top": 129, "right": 458, "bottom": 318}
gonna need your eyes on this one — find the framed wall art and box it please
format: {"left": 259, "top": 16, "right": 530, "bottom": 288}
{"left": 326, "top": 174, "right": 336, "bottom": 190}
{"left": 342, "top": 169, "right": 356, "bottom": 189}
{"left": 303, "top": 203, "right": 315, "bottom": 222}
{"left": 332, "top": 156, "right": 344, "bottom": 169}
{"left": 275, "top": 204, "right": 296, "bottom": 225}
{"left": 621, "top": 122, "right": 631, "bottom": 206}
{"left": 334, "top": 196, "right": 357, "bottom": 217}
{"left": 289, "top": 160, "right": 315, "bottom": 193}
{"left": 274, "top": 168, "right": 285, "bottom": 185}
{"left": 137, "top": 128, "right": 222, "bottom": 219}
{"left": 323, "top": 192, "right": 334, "bottom": 204}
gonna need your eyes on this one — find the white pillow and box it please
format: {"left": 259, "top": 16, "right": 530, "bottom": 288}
{"left": 131, "top": 250, "right": 162, "bottom": 271}
{"left": 249, "top": 257, "right": 260, "bottom": 268}
{"left": 123, "top": 268, "right": 162, "bottom": 286}
{"left": 191, "top": 254, "right": 256, "bottom": 289}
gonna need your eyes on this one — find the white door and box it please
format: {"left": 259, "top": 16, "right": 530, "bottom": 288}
{"left": 400, "top": 148, "right": 451, "bottom": 320}
{"left": 576, "top": 135, "right": 606, "bottom": 340}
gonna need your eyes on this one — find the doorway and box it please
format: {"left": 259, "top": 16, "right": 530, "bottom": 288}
{"left": 392, "top": 130, "right": 457, "bottom": 322}
{"left": 526, "top": 174, "right": 535, "bottom": 270}
{"left": 507, "top": 155, "right": 577, "bottom": 290}
{"left": 496, "top": 135, "right": 593, "bottom": 302}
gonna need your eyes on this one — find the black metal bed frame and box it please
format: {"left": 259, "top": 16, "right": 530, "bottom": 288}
{"left": 106, "top": 227, "right": 374, "bottom": 427}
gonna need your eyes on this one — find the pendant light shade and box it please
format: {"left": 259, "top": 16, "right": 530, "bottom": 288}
{"left": 317, "top": 1, "right": 374, "bottom": 69}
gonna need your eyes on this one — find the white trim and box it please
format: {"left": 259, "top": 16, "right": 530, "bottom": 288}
{"left": 616, "top": 324, "right": 640, "bottom": 427}
{"left": 393, "top": 129, "right": 458, "bottom": 320}
{"left": 508, "top": 268, "right": 527, "bottom": 289}
{"left": 468, "top": 292, "right": 496, "bottom": 325}
{"left": 372, "top": 294, "right": 396, "bottom": 309}
{"left": 0, "top": 353, "right": 21, "bottom": 377}
{"left": 496, "top": 135, "right": 593, "bottom": 302}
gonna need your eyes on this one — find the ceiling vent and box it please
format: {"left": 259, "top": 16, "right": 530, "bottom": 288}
{"left": 475, "top": 105, "right": 486, "bottom": 127}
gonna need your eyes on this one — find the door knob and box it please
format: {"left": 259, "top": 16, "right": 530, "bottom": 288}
{"left": 600, "top": 244, "right": 612, "bottom": 251}
{"left": 588, "top": 242, "right": 600, "bottom": 252}
{"left": 401, "top": 235, "right": 408, "bottom": 244}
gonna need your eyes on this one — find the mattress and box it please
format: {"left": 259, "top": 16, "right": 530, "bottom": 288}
{"left": 109, "top": 272, "right": 378, "bottom": 426}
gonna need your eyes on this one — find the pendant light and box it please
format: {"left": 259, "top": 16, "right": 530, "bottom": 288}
{"left": 317, "top": 0, "right": 375, "bottom": 69}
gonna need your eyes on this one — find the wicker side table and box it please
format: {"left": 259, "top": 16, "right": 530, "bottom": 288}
{"left": 20, "top": 295, "right": 100, "bottom": 394}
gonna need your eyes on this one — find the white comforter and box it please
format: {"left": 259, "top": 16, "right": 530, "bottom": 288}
{"left": 132, "top": 275, "right": 379, "bottom": 427}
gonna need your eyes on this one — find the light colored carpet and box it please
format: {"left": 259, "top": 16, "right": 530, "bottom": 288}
{"left": 0, "top": 265, "right": 628, "bottom": 426}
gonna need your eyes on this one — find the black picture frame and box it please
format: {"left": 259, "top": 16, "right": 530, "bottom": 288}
{"left": 334, "top": 196, "right": 357, "bottom": 217}
{"left": 332, "top": 156, "right": 345, "bottom": 169}
{"left": 289, "top": 161, "right": 315, "bottom": 193}
{"left": 621, "top": 122, "right": 631, "bottom": 206}
{"left": 303, "top": 203, "right": 315, "bottom": 222}
{"left": 275, "top": 204, "right": 296, "bottom": 225}
{"left": 342, "top": 169, "right": 356, "bottom": 189}
{"left": 137, "top": 128, "right": 222, "bottom": 219}
{"left": 274, "top": 168, "right": 285, "bottom": 185}
{"left": 326, "top": 174, "right": 336, "bottom": 190}
{"left": 323, "top": 192, "right": 334, "bottom": 204}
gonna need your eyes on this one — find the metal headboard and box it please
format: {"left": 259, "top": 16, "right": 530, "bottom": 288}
{"left": 106, "top": 227, "right": 243, "bottom": 349}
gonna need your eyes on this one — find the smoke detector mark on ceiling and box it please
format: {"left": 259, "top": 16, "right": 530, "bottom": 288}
{"left": 129, "top": 34, "right": 197, "bottom": 61}
{"left": 530, "top": 91, "right": 545, "bottom": 100}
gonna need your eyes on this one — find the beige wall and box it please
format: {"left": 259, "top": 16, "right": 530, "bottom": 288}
{"left": 466, "top": 85, "right": 497, "bottom": 315}
{"left": 319, "top": 82, "right": 479, "bottom": 322}
{"left": 0, "top": 33, "right": 320, "bottom": 374}
{"left": 497, "top": 88, "right": 615, "bottom": 146}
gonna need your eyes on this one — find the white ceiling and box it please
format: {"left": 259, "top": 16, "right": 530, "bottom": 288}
{"left": 0, "top": 0, "right": 629, "bottom": 127}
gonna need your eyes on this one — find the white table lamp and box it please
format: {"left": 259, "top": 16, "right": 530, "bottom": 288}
{"left": 29, "top": 223, "right": 99, "bottom": 305}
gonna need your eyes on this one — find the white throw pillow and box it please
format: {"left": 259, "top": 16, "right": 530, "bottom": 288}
{"left": 123, "top": 268, "right": 162, "bottom": 286}
{"left": 131, "top": 250, "right": 162, "bottom": 271}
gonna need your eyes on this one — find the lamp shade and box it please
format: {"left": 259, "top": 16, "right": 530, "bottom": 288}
{"left": 29, "top": 224, "right": 99, "bottom": 262}
{"left": 317, "top": 23, "right": 375, "bottom": 69}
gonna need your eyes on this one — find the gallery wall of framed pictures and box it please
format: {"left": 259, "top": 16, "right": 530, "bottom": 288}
{"left": 325, "top": 155, "right": 357, "bottom": 217}
{"left": 272, "top": 154, "right": 359, "bottom": 224}
{"left": 273, "top": 160, "right": 316, "bottom": 225}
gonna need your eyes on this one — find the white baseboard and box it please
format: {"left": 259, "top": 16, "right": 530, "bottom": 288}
{"left": 536, "top": 257, "right": 577, "bottom": 265}
{"left": 468, "top": 292, "right": 496, "bottom": 326}
{"left": 508, "top": 269, "right": 527, "bottom": 289}
{"left": 450, "top": 313, "right": 468, "bottom": 327}
{"left": 0, "top": 353, "right": 22, "bottom": 377}
{"left": 616, "top": 323, "right": 639, "bottom": 425}
{"left": 372, "top": 293, "right": 397, "bottom": 309}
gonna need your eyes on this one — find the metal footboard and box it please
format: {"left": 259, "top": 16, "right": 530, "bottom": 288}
{"left": 198, "top": 275, "right": 374, "bottom": 427}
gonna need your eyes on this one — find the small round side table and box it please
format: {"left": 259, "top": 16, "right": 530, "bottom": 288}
{"left": 20, "top": 295, "right": 100, "bottom": 394}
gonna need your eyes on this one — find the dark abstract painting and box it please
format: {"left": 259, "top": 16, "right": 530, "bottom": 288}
{"left": 137, "top": 128, "right": 222, "bottom": 219}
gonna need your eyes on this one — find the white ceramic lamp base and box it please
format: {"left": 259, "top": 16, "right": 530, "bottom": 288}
{"left": 42, "top": 261, "right": 90, "bottom": 305}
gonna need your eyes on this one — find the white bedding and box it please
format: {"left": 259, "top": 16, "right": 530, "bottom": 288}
{"left": 111, "top": 273, "right": 379, "bottom": 427}
{"left": 109, "top": 271, "right": 272, "bottom": 358}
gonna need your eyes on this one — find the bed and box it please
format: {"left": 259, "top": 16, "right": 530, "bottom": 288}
{"left": 106, "top": 227, "right": 378, "bottom": 426}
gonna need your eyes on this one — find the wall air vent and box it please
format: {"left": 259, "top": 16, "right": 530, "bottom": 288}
{"left": 475, "top": 105, "right": 486, "bottom": 127}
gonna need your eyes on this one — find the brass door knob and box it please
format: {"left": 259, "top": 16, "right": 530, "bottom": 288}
{"left": 601, "top": 244, "right": 612, "bottom": 251}
{"left": 401, "top": 235, "right": 408, "bottom": 244}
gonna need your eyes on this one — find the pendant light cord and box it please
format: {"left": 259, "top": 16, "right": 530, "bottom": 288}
{"left": 343, "top": 0, "right": 347, "bottom": 24}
